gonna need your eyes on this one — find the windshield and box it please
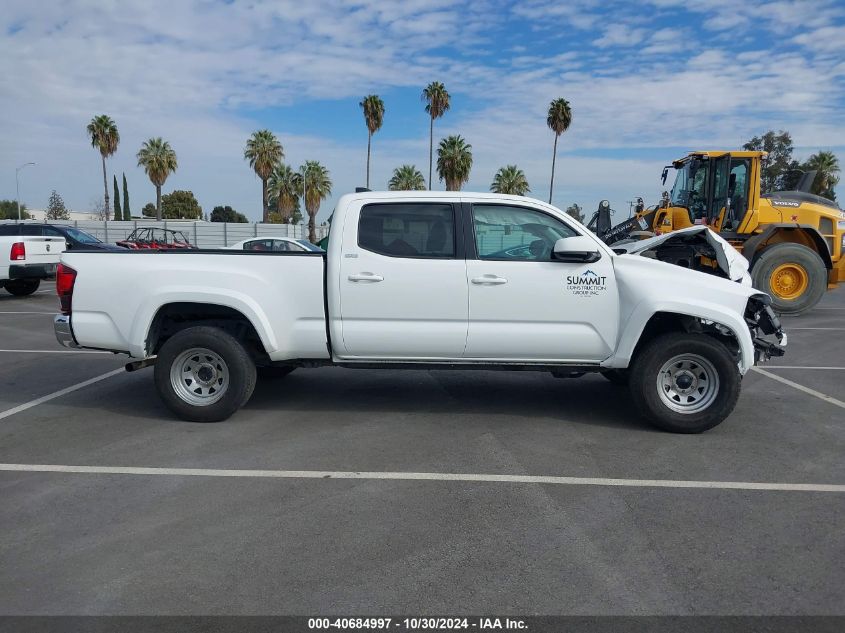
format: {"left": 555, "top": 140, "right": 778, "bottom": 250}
{"left": 64, "top": 227, "right": 102, "bottom": 243}
{"left": 669, "top": 159, "right": 707, "bottom": 218}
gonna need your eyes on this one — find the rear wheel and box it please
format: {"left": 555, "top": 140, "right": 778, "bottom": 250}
{"left": 4, "top": 279, "right": 40, "bottom": 296}
{"left": 154, "top": 326, "right": 256, "bottom": 422}
{"left": 751, "top": 243, "right": 826, "bottom": 315}
{"left": 629, "top": 333, "right": 740, "bottom": 433}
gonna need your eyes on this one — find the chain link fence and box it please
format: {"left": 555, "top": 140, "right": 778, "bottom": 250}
{"left": 0, "top": 220, "right": 329, "bottom": 249}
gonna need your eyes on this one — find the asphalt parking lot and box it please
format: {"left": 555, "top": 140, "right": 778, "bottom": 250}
{"left": 0, "top": 281, "right": 843, "bottom": 615}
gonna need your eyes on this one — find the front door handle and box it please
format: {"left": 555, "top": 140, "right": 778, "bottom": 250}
{"left": 348, "top": 272, "right": 384, "bottom": 282}
{"left": 471, "top": 275, "right": 508, "bottom": 285}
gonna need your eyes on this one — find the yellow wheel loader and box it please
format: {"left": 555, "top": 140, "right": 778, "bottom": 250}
{"left": 589, "top": 151, "right": 845, "bottom": 314}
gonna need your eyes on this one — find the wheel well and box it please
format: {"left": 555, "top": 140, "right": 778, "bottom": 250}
{"left": 146, "top": 302, "right": 268, "bottom": 362}
{"left": 631, "top": 311, "right": 740, "bottom": 363}
{"left": 745, "top": 226, "right": 832, "bottom": 270}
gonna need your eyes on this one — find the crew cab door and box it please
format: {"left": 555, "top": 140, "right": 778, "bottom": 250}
{"left": 336, "top": 200, "right": 468, "bottom": 359}
{"left": 464, "top": 203, "right": 619, "bottom": 362}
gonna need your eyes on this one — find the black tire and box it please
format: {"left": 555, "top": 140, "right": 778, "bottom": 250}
{"left": 153, "top": 326, "right": 256, "bottom": 423}
{"left": 601, "top": 369, "right": 629, "bottom": 385}
{"left": 4, "top": 279, "right": 40, "bottom": 296}
{"left": 629, "top": 332, "right": 740, "bottom": 433}
{"left": 257, "top": 365, "right": 296, "bottom": 380}
{"left": 751, "top": 243, "right": 827, "bottom": 315}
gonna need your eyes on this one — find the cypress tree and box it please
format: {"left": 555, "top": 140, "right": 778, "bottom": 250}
{"left": 122, "top": 172, "right": 131, "bottom": 220}
{"left": 113, "top": 174, "right": 121, "bottom": 220}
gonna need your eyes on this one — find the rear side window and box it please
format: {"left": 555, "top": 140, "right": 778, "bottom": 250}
{"left": 358, "top": 203, "right": 455, "bottom": 258}
{"left": 20, "top": 225, "right": 42, "bottom": 236}
{"left": 0, "top": 224, "right": 20, "bottom": 235}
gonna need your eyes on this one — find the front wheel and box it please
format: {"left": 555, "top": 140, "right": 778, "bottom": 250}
{"left": 4, "top": 279, "right": 40, "bottom": 296}
{"left": 154, "top": 326, "right": 257, "bottom": 422}
{"left": 629, "top": 333, "right": 740, "bottom": 433}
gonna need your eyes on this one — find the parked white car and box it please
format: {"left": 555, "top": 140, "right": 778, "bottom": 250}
{"left": 54, "top": 191, "right": 785, "bottom": 432}
{"left": 224, "top": 237, "right": 323, "bottom": 252}
{"left": 1, "top": 235, "right": 66, "bottom": 295}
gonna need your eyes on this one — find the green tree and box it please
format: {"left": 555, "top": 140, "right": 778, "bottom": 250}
{"left": 45, "top": 190, "right": 70, "bottom": 220}
{"left": 161, "top": 190, "right": 202, "bottom": 219}
{"left": 300, "top": 160, "right": 332, "bottom": 243}
{"left": 136, "top": 137, "right": 177, "bottom": 221}
{"left": 244, "top": 129, "right": 283, "bottom": 222}
{"left": 803, "top": 151, "right": 840, "bottom": 200}
{"left": 142, "top": 202, "right": 156, "bottom": 217}
{"left": 436, "top": 135, "right": 472, "bottom": 191}
{"left": 113, "top": 174, "right": 122, "bottom": 219}
{"left": 210, "top": 205, "right": 249, "bottom": 223}
{"left": 87, "top": 115, "right": 120, "bottom": 217}
{"left": 565, "top": 203, "right": 584, "bottom": 223}
{"left": 742, "top": 130, "right": 794, "bottom": 193}
{"left": 360, "top": 95, "right": 385, "bottom": 189}
{"left": 267, "top": 163, "right": 302, "bottom": 224}
{"left": 491, "top": 165, "right": 530, "bottom": 195}
{"left": 547, "top": 97, "right": 573, "bottom": 204}
{"left": 0, "top": 200, "right": 31, "bottom": 220}
{"left": 388, "top": 165, "right": 426, "bottom": 191}
{"left": 122, "top": 173, "right": 131, "bottom": 220}
{"left": 422, "top": 81, "right": 451, "bottom": 189}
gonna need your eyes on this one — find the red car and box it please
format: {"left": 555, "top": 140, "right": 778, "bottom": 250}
{"left": 116, "top": 228, "right": 196, "bottom": 250}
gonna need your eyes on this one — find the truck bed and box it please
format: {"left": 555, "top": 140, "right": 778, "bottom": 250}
{"left": 62, "top": 249, "right": 329, "bottom": 360}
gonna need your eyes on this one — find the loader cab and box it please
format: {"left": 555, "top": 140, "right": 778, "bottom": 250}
{"left": 666, "top": 152, "right": 756, "bottom": 233}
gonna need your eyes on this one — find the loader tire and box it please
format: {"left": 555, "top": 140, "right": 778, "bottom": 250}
{"left": 751, "top": 243, "right": 826, "bottom": 315}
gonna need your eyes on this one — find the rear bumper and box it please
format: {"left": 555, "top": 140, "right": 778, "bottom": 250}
{"left": 54, "top": 314, "right": 79, "bottom": 348}
{"left": 9, "top": 263, "right": 58, "bottom": 279}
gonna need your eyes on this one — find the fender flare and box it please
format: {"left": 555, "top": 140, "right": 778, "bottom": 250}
{"left": 742, "top": 224, "right": 832, "bottom": 270}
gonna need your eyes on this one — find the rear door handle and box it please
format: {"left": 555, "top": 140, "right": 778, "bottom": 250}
{"left": 471, "top": 275, "right": 508, "bottom": 285}
{"left": 348, "top": 272, "right": 384, "bottom": 282}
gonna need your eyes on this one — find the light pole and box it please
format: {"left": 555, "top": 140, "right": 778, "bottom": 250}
{"left": 15, "top": 162, "right": 36, "bottom": 221}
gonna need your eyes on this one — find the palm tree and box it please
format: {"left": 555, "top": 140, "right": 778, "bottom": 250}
{"left": 804, "top": 151, "right": 840, "bottom": 199}
{"left": 491, "top": 165, "right": 530, "bottom": 196}
{"left": 87, "top": 115, "right": 120, "bottom": 218}
{"left": 422, "top": 82, "right": 451, "bottom": 189}
{"left": 360, "top": 95, "right": 385, "bottom": 189}
{"left": 436, "top": 135, "right": 472, "bottom": 191}
{"left": 547, "top": 97, "right": 573, "bottom": 204}
{"left": 388, "top": 165, "right": 426, "bottom": 191}
{"left": 301, "top": 160, "right": 332, "bottom": 243}
{"left": 136, "top": 138, "right": 177, "bottom": 221}
{"left": 244, "top": 130, "right": 284, "bottom": 222}
{"left": 267, "top": 163, "right": 302, "bottom": 223}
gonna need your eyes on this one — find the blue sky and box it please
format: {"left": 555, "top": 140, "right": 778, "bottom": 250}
{"left": 1, "top": 0, "right": 843, "bottom": 223}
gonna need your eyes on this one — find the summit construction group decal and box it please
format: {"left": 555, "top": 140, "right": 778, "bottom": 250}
{"left": 566, "top": 268, "right": 608, "bottom": 297}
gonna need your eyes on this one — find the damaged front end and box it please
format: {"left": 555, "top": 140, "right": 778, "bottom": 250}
{"left": 745, "top": 294, "right": 787, "bottom": 362}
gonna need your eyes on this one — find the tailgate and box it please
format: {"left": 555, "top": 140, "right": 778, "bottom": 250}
{"left": 16, "top": 237, "right": 67, "bottom": 265}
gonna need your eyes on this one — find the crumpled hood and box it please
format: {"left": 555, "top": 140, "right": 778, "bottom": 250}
{"left": 613, "top": 226, "right": 752, "bottom": 285}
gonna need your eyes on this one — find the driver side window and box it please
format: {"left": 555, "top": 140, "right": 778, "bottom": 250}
{"left": 472, "top": 205, "right": 577, "bottom": 261}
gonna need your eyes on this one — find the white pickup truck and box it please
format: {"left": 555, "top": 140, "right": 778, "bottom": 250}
{"left": 1, "top": 235, "right": 66, "bottom": 296}
{"left": 54, "top": 192, "right": 786, "bottom": 433}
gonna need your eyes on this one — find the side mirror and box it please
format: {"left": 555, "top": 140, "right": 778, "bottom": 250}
{"left": 552, "top": 236, "right": 602, "bottom": 263}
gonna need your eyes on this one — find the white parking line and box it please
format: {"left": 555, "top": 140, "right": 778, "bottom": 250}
{"left": 751, "top": 367, "right": 845, "bottom": 409}
{"left": 0, "top": 463, "right": 842, "bottom": 493}
{"left": 786, "top": 327, "right": 845, "bottom": 331}
{"left": 764, "top": 366, "right": 845, "bottom": 370}
{"left": 0, "top": 349, "right": 112, "bottom": 354}
{"left": 0, "top": 311, "right": 56, "bottom": 315}
{"left": 0, "top": 368, "right": 124, "bottom": 421}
